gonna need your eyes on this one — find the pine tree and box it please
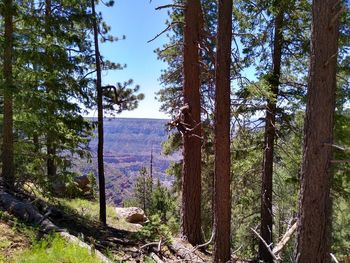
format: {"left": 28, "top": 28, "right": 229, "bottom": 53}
{"left": 181, "top": 0, "right": 203, "bottom": 245}
{"left": 91, "top": 0, "right": 106, "bottom": 225}
{"left": 296, "top": 0, "right": 341, "bottom": 261}
{"left": 213, "top": 0, "right": 233, "bottom": 261}
{"left": 260, "top": 3, "right": 284, "bottom": 261}
{"left": 1, "top": 0, "right": 15, "bottom": 190}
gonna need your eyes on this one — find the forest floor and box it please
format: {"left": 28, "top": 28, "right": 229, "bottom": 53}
{"left": 0, "top": 221, "right": 31, "bottom": 262}
{"left": 0, "top": 191, "right": 212, "bottom": 263}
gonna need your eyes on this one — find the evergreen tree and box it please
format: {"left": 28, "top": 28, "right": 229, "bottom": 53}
{"left": 213, "top": 0, "right": 233, "bottom": 261}
{"left": 133, "top": 167, "right": 153, "bottom": 214}
{"left": 296, "top": 0, "right": 341, "bottom": 261}
{"left": 181, "top": 0, "right": 203, "bottom": 245}
{"left": 1, "top": 0, "right": 15, "bottom": 189}
{"left": 91, "top": 0, "right": 106, "bottom": 226}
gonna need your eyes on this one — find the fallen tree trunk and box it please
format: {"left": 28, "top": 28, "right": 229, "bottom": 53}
{"left": 0, "top": 191, "right": 112, "bottom": 263}
{"left": 169, "top": 238, "right": 207, "bottom": 262}
{"left": 150, "top": 252, "right": 164, "bottom": 263}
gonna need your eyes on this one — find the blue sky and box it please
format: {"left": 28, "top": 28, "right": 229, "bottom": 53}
{"left": 96, "top": 0, "right": 171, "bottom": 119}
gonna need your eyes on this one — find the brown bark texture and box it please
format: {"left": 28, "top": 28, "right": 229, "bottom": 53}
{"left": 45, "top": 0, "right": 57, "bottom": 181}
{"left": 181, "top": 0, "right": 202, "bottom": 245}
{"left": 213, "top": 0, "right": 233, "bottom": 262}
{"left": 91, "top": 0, "right": 106, "bottom": 225}
{"left": 259, "top": 9, "right": 284, "bottom": 263}
{"left": 2, "top": 0, "right": 15, "bottom": 190}
{"left": 295, "top": 0, "right": 340, "bottom": 262}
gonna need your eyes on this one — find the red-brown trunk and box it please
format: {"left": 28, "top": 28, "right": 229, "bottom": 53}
{"left": 181, "top": 0, "right": 202, "bottom": 245}
{"left": 259, "top": 9, "right": 284, "bottom": 263}
{"left": 213, "top": 0, "right": 233, "bottom": 262}
{"left": 295, "top": 0, "right": 340, "bottom": 262}
{"left": 2, "top": 0, "right": 15, "bottom": 190}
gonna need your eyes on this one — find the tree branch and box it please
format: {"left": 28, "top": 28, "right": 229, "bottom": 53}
{"left": 147, "top": 22, "right": 182, "bottom": 43}
{"left": 251, "top": 228, "right": 278, "bottom": 261}
{"left": 155, "top": 4, "right": 185, "bottom": 10}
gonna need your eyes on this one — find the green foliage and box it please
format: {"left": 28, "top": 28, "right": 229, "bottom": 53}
{"left": 87, "top": 171, "right": 98, "bottom": 198}
{"left": 230, "top": 126, "right": 263, "bottom": 258}
{"left": 103, "top": 80, "right": 145, "bottom": 115}
{"left": 135, "top": 214, "right": 172, "bottom": 244}
{"left": 127, "top": 168, "right": 179, "bottom": 234}
{"left": 12, "top": 234, "right": 102, "bottom": 263}
{"left": 332, "top": 198, "right": 350, "bottom": 257}
{"left": 149, "top": 180, "right": 177, "bottom": 225}
{"left": 132, "top": 167, "right": 153, "bottom": 214}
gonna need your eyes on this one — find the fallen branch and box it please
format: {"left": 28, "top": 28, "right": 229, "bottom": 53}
{"left": 272, "top": 222, "right": 297, "bottom": 256}
{"left": 192, "top": 231, "right": 214, "bottom": 252}
{"left": 140, "top": 241, "right": 163, "bottom": 250}
{"left": 330, "top": 253, "right": 339, "bottom": 263}
{"left": 251, "top": 228, "right": 278, "bottom": 261}
{"left": 157, "top": 238, "right": 162, "bottom": 252}
{"left": 168, "top": 238, "right": 207, "bottom": 262}
{"left": 150, "top": 252, "right": 164, "bottom": 263}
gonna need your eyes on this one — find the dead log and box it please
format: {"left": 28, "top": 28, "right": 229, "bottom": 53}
{"left": 0, "top": 192, "right": 58, "bottom": 232}
{"left": 0, "top": 191, "right": 112, "bottom": 263}
{"left": 168, "top": 238, "right": 207, "bottom": 262}
{"left": 150, "top": 252, "right": 164, "bottom": 263}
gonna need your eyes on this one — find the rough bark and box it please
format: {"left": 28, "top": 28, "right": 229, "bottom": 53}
{"left": 260, "top": 9, "right": 284, "bottom": 263}
{"left": 168, "top": 238, "right": 206, "bottom": 262}
{"left": 2, "top": 0, "right": 15, "bottom": 190}
{"left": 91, "top": 0, "right": 106, "bottom": 225}
{"left": 213, "top": 0, "right": 233, "bottom": 262}
{"left": 295, "top": 0, "right": 340, "bottom": 262}
{"left": 47, "top": 141, "right": 57, "bottom": 180}
{"left": 44, "top": 0, "right": 57, "bottom": 181}
{"left": 181, "top": 0, "right": 202, "bottom": 245}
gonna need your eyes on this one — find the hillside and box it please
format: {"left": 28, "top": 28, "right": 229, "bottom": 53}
{"left": 74, "top": 118, "right": 180, "bottom": 205}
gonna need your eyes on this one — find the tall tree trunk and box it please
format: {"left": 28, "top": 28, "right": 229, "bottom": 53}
{"left": 2, "top": 0, "right": 15, "bottom": 190}
{"left": 45, "top": 0, "right": 57, "bottom": 182}
{"left": 295, "top": 0, "right": 340, "bottom": 262}
{"left": 259, "top": 9, "right": 284, "bottom": 263}
{"left": 213, "top": 0, "right": 233, "bottom": 262}
{"left": 150, "top": 147, "right": 153, "bottom": 192}
{"left": 181, "top": 0, "right": 202, "bottom": 245}
{"left": 91, "top": 0, "right": 106, "bottom": 225}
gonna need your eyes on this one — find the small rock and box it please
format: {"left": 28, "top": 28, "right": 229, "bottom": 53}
{"left": 115, "top": 207, "right": 147, "bottom": 224}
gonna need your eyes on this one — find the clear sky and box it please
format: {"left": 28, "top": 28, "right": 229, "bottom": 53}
{"left": 96, "top": 0, "right": 171, "bottom": 119}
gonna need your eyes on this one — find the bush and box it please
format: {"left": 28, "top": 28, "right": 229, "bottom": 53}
{"left": 135, "top": 214, "right": 172, "bottom": 244}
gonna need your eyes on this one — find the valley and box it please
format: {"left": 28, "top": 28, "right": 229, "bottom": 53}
{"left": 74, "top": 118, "right": 180, "bottom": 205}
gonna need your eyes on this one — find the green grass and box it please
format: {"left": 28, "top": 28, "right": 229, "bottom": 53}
{"left": 11, "top": 234, "right": 102, "bottom": 263}
{"left": 58, "top": 198, "right": 139, "bottom": 231}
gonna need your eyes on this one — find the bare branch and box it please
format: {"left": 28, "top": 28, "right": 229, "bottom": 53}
{"left": 323, "top": 143, "right": 347, "bottom": 151}
{"left": 155, "top": 4, "right": 185, "bottom": 10}
{"left": 330, "top": 159, "right": 350, "bottom": 164}
{"left": 147, "top": 22, "right": 182, "bottom": 43}
{"left": 330, "top": 253, "right": 340, "bottom": 263}
{"left": 272, "top": 222, "right": 297, "bottom": 256}
{"left": 251, "top": 228, "right": 278, "bottom": 261}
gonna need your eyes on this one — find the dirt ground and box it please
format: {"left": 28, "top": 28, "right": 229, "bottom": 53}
{"left": 0, "top": 221, "right": 30, "bottom": 262}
